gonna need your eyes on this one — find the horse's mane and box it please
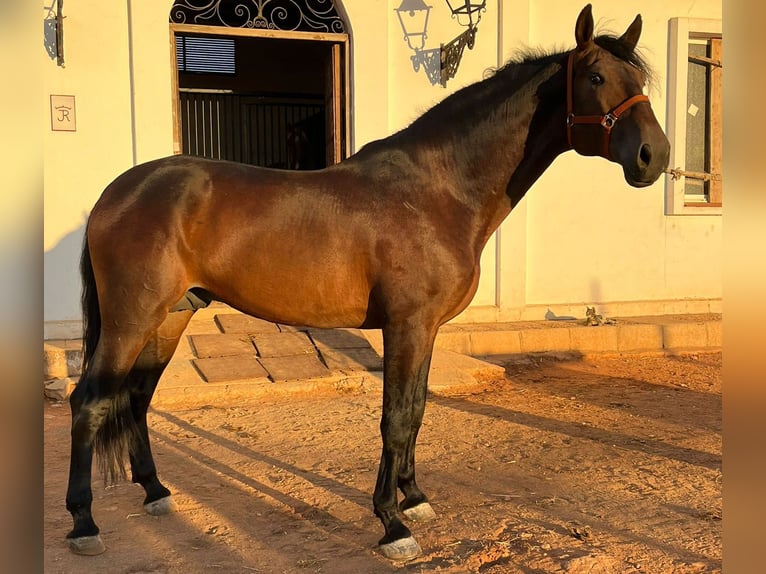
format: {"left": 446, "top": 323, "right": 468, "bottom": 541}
{"left": 593, "top": 34, "right": 654, "bottom": 84}
{"left": 494, "top": 33, "right": 655, "bottom": 86}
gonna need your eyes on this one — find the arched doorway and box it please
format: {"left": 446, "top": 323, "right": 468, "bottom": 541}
{"left": 169, "top": 0, "right": 349, "bottom": 169}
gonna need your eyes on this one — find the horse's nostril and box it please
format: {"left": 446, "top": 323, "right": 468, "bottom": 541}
{"left": 638, "top": 143, "right": 652, "bottom": 168}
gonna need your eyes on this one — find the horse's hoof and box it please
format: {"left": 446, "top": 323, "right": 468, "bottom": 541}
{"left": 67, "top": 534, "right": 106, "bottom": 556}
{"left": 402, "top": 502, "right": 436, "bottom": 522}
{"left": 144, "top": 495, "right": 178, "bottom": 516}
{"left": 378, "top": 536, "right": 422, "bottom": 561}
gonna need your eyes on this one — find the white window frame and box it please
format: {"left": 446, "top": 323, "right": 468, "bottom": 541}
{"left": 665, "top": 18, "right": 722, "bottom": 216}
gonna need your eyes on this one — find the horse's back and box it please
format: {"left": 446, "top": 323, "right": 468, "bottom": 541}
{"left": 87, "top": 156, "right": 381, "bottom": 327}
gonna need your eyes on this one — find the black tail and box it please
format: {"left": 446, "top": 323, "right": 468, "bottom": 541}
{"left": 80, "top": 230, "right": 100, "bottom": 375}
{"left": 79, "top": 229, "right": 139, "bottom": 484}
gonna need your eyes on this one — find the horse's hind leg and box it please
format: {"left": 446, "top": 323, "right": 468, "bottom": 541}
{"left": 127, "top": 310, "right": 195, "bottom": 515}
{"left": 66, "top": 324, "right": 158, "bottom": 555}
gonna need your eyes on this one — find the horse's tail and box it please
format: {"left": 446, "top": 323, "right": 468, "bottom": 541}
{"left": 80, "top": 229, "right": 100, "bottom": 375}
{"left": 79, "top": 227, "right": 138, "bottom": 484}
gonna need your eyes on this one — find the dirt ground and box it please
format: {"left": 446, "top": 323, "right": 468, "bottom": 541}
{"left": 44, "top": 352, "right": 721, "bottom": 574}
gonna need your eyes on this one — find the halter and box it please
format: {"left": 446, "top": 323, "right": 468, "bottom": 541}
{"left": 566, "top": 51, "right": 650, "bottom": 159}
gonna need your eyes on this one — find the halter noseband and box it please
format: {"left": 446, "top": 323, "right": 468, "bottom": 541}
{"left": 566, "top": 51, "right": 650, "bottom": 159}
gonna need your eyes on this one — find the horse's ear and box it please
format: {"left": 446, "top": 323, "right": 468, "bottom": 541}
{"left": 575, "top": 4, "right": 594, "bottom": 50}
{"left": 619, "top": 14, "right": 643, "bottom": 52}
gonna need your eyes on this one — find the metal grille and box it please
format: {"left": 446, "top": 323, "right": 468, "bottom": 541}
{"left": 179, "top": 91, "right": 325, "bottom": 169}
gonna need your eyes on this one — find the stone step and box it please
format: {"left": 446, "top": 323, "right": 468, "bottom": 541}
{"left": 43, "top": 312, "right": 722, "bottom": 403}
{"left": 44, "top": 340, "right": 83, "bottom": 379}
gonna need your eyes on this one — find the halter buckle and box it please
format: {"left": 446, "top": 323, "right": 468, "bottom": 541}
{"left": 601, "top": 113, "right": 617, "bottom": 129}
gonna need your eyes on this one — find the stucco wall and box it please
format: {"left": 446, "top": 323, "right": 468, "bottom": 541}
{"left": 43, "top": 0, "right": 723, "bottom": 338}
{"left": 44, "top": 1, "right": 135, "bottom": 337}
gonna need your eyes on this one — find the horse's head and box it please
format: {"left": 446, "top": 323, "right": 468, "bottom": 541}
{"left": 567, "top": 4, "right": 670, "bottom": 187}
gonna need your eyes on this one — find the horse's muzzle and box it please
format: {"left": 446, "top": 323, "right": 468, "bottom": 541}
{"left": 624, "top": 132, "right": 670, "bottom": 188}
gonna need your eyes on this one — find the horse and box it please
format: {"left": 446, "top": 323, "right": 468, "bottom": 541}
{"left": 65, "top": 4, "right": 670, "bottom": 561}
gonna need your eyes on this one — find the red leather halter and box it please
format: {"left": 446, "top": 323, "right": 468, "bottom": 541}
{"left": 566, "top": 51, "right": 649, "bottom": 159}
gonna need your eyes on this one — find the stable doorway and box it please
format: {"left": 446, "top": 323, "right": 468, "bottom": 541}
{"left": 170, "top": 11, "right": 348, "bottom": 169}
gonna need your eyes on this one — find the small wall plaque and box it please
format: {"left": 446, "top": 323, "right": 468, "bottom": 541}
{"left": 50, "top": 95, "right": 76, "bottom": 131}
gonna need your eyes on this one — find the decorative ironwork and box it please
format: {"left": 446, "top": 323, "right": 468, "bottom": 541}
{"left": 170, "top": 0, "right": 346, "bottom": 34}
{"left": 439, "top": 27, "right": 475, "bottom": 86}
{"left": 408, "top": 28, "right": 475, "bottom": 88}
{"left": 394, "top": 0, "right": 485, "bottom": 87}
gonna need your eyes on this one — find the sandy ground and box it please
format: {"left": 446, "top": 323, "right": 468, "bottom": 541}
{"left": 44, "top": 352, "right": 721, "bottom": 573}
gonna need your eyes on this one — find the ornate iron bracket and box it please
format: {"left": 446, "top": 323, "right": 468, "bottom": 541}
{"left": 439, "top": 26, "right": 475, "bottom": 86}
{"left": 410, "top": 26, "right": 476, "bottom": 87}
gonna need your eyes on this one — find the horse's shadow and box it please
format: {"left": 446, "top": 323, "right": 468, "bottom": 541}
{"left": 151, "top": 409, "right": 372, "bottom": 510}
{"left": 429, "top": 387, "right": 720, "bottom": 471}
{"left": 116, "top": 425, "right": 393, "bottom": 571}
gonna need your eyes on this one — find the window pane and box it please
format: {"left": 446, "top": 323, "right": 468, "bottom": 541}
{"left": 684, "top": 41, "right": 709, "bottom": 201}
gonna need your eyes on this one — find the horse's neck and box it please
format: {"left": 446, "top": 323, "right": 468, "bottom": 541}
{"left": 501, "top": 63, "right": 571, "bottom": 205}
{"left": 426, "top": 58, "right": 569, "bottom": 243}
{"left": 350, "top": 58, "right": 569, "bottom": 251}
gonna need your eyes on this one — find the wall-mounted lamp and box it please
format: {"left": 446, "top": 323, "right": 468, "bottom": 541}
{"left": 445, "top": 0, "right": 486, "bottom": 28}
{"left": 394, "top": 0, "right": 487, "bottom": 88}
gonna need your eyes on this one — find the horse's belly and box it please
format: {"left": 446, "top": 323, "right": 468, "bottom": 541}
{"left": 198, "top": 255, "right": 374, "bottom": 329}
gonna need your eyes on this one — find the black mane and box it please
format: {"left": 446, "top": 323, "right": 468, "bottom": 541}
{"left": 594, "top": 34, "right": 654, "bottom": 84}
{"left": 496, "top": 33, "right": 654, "bottom": 85}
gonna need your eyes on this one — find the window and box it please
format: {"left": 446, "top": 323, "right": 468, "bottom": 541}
{"left": 665, "top": 19, "right": 722, "bottom": 215}
{"left": 176, "top": 35, "right": 236, "bottom": 75}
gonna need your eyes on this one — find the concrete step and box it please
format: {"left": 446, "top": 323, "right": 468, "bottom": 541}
{"left": 44, "top": 339, "right": 83, "bottom": 401}
{"left": 435, "top": 313, "right": 722, "bottom": 357}
{"left": 44, "top": 339, "right": 83, "bottom": 379}
{"left": 43, "top": 312, "right": 721, "bottom": 403}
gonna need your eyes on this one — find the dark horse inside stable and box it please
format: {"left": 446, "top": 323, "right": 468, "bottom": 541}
{"left": 65, "top": 5, "right": 669, "bottom": 561}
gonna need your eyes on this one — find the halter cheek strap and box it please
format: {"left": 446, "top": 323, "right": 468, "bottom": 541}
{"left": 566, "top": 52, "right": 650, "bottom": 159}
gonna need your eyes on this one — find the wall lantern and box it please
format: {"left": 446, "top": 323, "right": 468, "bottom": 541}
{"left": 395, "top": 0, "right": 487, "bottom": 88}
{"left": 445, "top": 0, "right": 486, "bottom": 28}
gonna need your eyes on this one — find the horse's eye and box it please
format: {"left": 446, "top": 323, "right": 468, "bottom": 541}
{"left": 590, "top": 73, "right": 604, "bottom": 86}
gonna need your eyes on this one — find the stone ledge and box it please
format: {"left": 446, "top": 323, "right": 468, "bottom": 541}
{"left": 44, "top": 314, "right": 721, "bottom": 404}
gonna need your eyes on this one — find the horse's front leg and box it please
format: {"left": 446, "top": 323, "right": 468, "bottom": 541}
{"left": 374, "top": 323, "right": 437, "bottom": 561}
{"left": 397, "top": 365, "right": 437, "bottom": 522}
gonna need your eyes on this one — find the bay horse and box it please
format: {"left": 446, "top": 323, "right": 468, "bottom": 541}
{"left": 65, "top": 4, "right": 670, "bottom": 561}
